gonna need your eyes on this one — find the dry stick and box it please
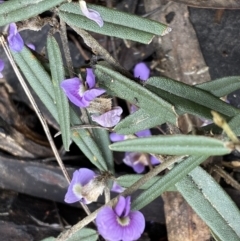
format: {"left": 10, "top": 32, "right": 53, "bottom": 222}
{"left": 59, "top": 19, "right": 74, "bottom": 78}
{"left": 0, "top": 36, "right": 91, "bottom": 216}
{"left": 56, "top": 155, "right": 184, "bottom": 241}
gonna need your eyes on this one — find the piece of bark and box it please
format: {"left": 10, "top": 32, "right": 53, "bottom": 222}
{"left": 162, "top": 192, "right": 211, "bottom": 241}
{"left": 144, "top": 1, "right": 212, "bottom": 240}
{"left": 0, "top": 83, "right": 53, "bottom": 157}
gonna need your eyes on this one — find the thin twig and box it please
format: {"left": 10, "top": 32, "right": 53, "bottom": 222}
{"left": 56, "top": 155, "right": 185, "bottom": 241}
{"left": 59, "top": 19, "right": 74, "bottom": 78}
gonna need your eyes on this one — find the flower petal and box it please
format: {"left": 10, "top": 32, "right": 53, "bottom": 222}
{"left": 7, "top": 23, "right": 24, "bottom": 52}
{"left": 91, "top": 106, "right": 123, "bottom": 127}
{"left": 122, "top": 196, "right": 131, "bottom": 217}
{"left": 111, "top": 181, "right": 125, "bottom": 193}
{"left": 64, "top": 168, "right": 95, "bottom": 203}
{"left": 80, "top": 0, "right": 104, "bottom": 27}
{"left": 86, "top": 68, "right": 96, "bottom": 88}
{"left": 132, "top": 162, "right": 145, "bottom": 173}
{"left": 121, "top": 211, "right": 145, "bottom": 241}
{"left": 27, "top": 43, "right": 36, "bottom": 50}
{"left": 114, "top": 196, "right": 126, "bottom": 217}
{"left": 134, "top": 62, "right": 150, "bottom": 81}
{"left": 0, "top": 59, "right": 4, "bottom": 72}
{"left": 110, "top": 133, "right": 125, "bottom": 142}
{"left": 83, "top": 88, "right": 106, "bottom": 101}
{"left": 136, "top": 129, "right": 151, "bottom": 137}
{"left": 96, "top": 206, "right": 122, "bottom": 241}
{"left": 150, "top": 155, "right": 161, "bottom": 165}
{"left": 61, "top": 77, "right": 87, "bottom": 107}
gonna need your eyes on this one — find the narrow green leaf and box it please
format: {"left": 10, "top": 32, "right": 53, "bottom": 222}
{"left": 109, "top": 135, "right": 232, "bottom": 156}
{"left": 70, "top": 108, "right": 108, "bottom": 171}
{"left": 0, "top": 0, "right": 65, "bottom": 27}
{"left": 114, "top": 108, "right": 167, "bottom": 135}
{"left": 66, "top": 228, "right": 98, "bottom": 241}
{"left": 196, "top": 76, "right": 240, "bottom": 97}
{"left": 59, "top": 3, "right": 169, "bottom": 35}
{"left": 92, "top": 128, "right": 114, "bottom": 173}
{"left": 47, "top": 36, "right": 71, "bottom": 151}
{"left": 116, "top": 174, "right": 177, "bottom": 191}
{"left": 11, "top": 47, "right": 59, "bottom": 122}
{"left": 146, "top": 77, "right": 240, "bottom": 118}
{"left": 95, "top": 62, "right": 177, "bottom": 126}
{"left": 176, "top": 167, "right": 240, "bottom": 241}
{"left": 131, "top": 155, "right": 208, "bottom": 210}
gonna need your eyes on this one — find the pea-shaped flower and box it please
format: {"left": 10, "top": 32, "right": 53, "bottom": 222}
{"left": 7, "top": 23, "right": 24, "bottom": 52}
{"left": 61, "top": 68, "right": 106, "bottom": 108}
{"left": 96, "top": 196, "right": 145, "bottom": 241}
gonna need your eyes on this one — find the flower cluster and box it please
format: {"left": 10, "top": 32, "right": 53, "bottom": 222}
{"left": 65, "top": 168, "right": 145, "bottom": 240}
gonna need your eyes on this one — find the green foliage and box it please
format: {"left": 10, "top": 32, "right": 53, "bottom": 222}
{"left": 176, "top": 167, "right": 240, "bottom": 241}
{"left": 47, "top": 36, "right": 71, "bottom": 151}
{"left": 0, "top": 0, "right": 65, "bottom": 26}
{"left": 59, "top": 2, "right": 169, "bottom": 44}
{"left": 110, "top": 135, "right": 232, "bottom": 156}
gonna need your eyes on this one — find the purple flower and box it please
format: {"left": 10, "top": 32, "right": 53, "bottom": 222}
{"left": 65, "top": 168, "right": 105, "bottom": 204}
{"left": 80, "top": 0, "right": 104, "bottom": 27}
{"left": 91, "top": 106, "right": 123, "bottom": 127}
{"left": 134, "top": 62, "right": 150, "bottom": 81}
{"left": 110, "top": 129, "right": 160, "bottom": 173}
{"left": 96, "top": 196, "right": 145, "bottom": 241}
{"left": 7, "top": 23, "right": 24, "bottom": 52}
{"left": 0, "top": 59, "right": 4, "bottom": 78}
{"left": 61, "top": 68, "right": 106, "bottom": 108}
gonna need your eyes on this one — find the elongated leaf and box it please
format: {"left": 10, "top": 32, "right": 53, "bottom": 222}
{"left": 176, "top": 167, "right": 240, "bottom": 241}
{"left": 70, "top": 108, "right": 108, "bottom": 171}
{"left": 0, "top": 0, "right": 65, "bottom": 27}
{"left": 59, "top": 3, "right": 169, "bottom": 35}
{"left": 170, "top": 0, "right": 240, "bottom": 9}
{"left": 40, "top": 238, "right": 55, "bottom": 241}
{"left": 66, "top": 228, "right": 98, "bottom": 241}
{"left": 196, "top": 76, "right": 240, "bottom": 97}
{"left": 95, "top": 62, "right": 177, "bottom": 127}
{"left": 12, "top": 47, "right": 59, "bottom": 122}
{"left": 92, "top": 128, "right": 114, "bottom": 173}
{"left": 59, "top": 3, "right": 170, "bottom": 44}
{"left": 109, "top": 135, "right": 232, "bottom": 156}
{"left": 47, "top": 36, "right": 71, "bottom": 151}
{"left": 116, "top": 174, "right": 177, "bottom": 191}
{"left": 146, "top": 77, "right": 240, "bottom": 118}
{"left": 114, "top": 108, "right": 167, "bottom": 135}
{"left": 145, "top": 85, "right": 213, "bottom": 120}
{"left": 131, "top": 155, "right": 208, "bottom": 210}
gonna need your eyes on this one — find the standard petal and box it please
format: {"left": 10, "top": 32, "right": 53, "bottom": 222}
{"left": 133, "top": 62, "right": 150, "bottom": 81}
{"left": 80, "top": 0, "right": 104, "bottom": 27}
{"left": 110, "top": 133, "right": 125, "bottom": 142}
{"left": 136, "top": 129, "right": 151, "bottom": 137}
{"left": 91, "top": 107, "right": 122, "bottom": 127}
{"left": 83, "top": 88, "right": 106, "bottom": 101}
{"left": 86, "top": 68, "right": 96, "bottom": 88}
{"left": 60, "top": 78, "right": 87, "bottom": 107}
{"left": 114, "top": 196, "right": 126, "bottom": 217}
{"left": 96, "top": 207, "right": 122, "bottom": 241}
{"left": 121, "top": 211, "right": 145, "bottom": 241}
{"left": 7, "top": 23, "right": 24, "bottom": 52}
{"left": 0, "top": 59, "right": 4, "bottom": 72}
